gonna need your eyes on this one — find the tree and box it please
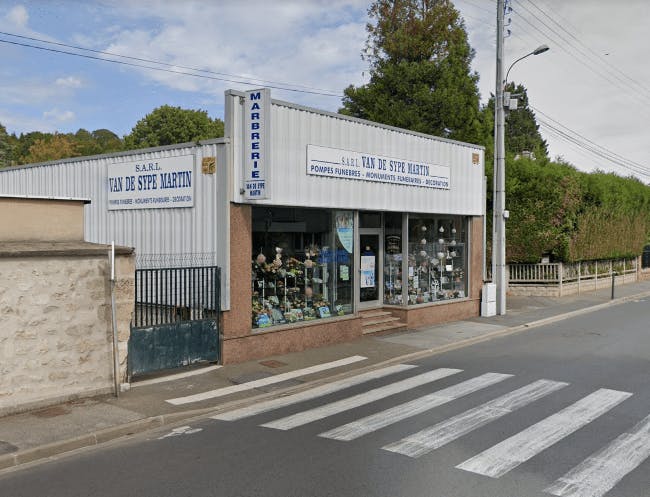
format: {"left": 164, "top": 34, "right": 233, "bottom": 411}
{"left": 25, "top": 133, "right": 80, "bottom": 163}
{"left": 340, "top": 0, "right": 483, "bottom": 143}
{"left": 92, "top": 129, "right": 123, "bottom": 153}
{"left": 0, "top": 123, "right": 12, "bottom": 168}
{"left": 495, "top": 83, "right": 548, "bottom": 160}
{"left": 12, "top": 131, "right": 48, "bottom": 165}
{"left": 124, "top": 105, "right": 224, "bottom": 149}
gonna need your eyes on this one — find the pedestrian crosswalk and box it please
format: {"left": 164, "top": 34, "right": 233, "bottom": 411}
{"left": 211, "top": 363, "right": 650, "bottom": 497}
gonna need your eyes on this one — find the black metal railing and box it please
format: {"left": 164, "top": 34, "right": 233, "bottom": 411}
{"left": 134, "top": 266, "right": 221, "bottom": 327}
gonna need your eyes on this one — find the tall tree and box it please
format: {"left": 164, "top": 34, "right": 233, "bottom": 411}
{"left": 485, "top": 82, "right": 548, "bottom": 160}
{"left": 92, "top": 129, "right": 123, "bottom": 153}
{"left": 0, "top": 123, "right": 11, "bottom": 168}
{"left": 340, "top": 0, "right": 482, "bottom": 143}
{"left": 25, "top": 133, "right": 80, "bottom": 163}
{"left": 124, "top": 105, "right": 224, "bottom": 149}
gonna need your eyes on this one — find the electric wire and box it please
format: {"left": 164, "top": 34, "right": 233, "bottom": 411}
{"left": 538, "top": 122, "right": 616, "bottom": 172}
{"left": 532, "top": 112, "right": 650, "bottom": 179}
{"left": 0, "top": 30, "right": 342, "bottom": 96}
{"left": 523, "top": 0, "right": 650, "bottom": 97}
{"left": 538, "top": 119, "right": 650, "bottom": 180}
{"left": 0, "top": 36, "right": 344, "bottom": 98}
{"left": 531, "top": 105, "right": 649, "bottom": 174}
{"left": 511, "top": 0, "right": 650, "bottom": 109}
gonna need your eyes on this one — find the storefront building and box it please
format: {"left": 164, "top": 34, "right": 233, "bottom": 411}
{"left": 222, "top": 89, "right": 485, "bottom": 363}
{"left": 0, "top": 88, "right": 485, "bottom": 365}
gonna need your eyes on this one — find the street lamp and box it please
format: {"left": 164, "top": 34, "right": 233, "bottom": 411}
{"left": 505, "top": 45, "right": 549, "bottom": 84}
{"left": 493, "top": 0, "right": 549, "bottom": 315}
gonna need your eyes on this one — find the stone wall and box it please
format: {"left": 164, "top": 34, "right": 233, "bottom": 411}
{"left": 507, "top": 271, "right": 637, "bottom": 297}
{"left": 0, "top": 244, "right": 134, "bottom": 416}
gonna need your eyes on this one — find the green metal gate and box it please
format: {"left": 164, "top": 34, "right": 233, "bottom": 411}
{"left": 128, "top": 266, "right": 221, "bottom": 378}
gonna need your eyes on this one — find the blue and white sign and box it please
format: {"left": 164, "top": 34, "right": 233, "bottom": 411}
{"left": 307, "top": 144, "right": 450, "bottom": 190}
{"left": 107, "top": 155, "right": 194, "bottom": 210}
{"left": 243, "top": 88, "right": 271, "bottom": 199}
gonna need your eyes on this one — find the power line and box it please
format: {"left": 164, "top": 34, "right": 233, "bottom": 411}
{"left": 510, "top": 0, "right": 650, "bottom": 110}
{"left": 0, "top": 35, "right": 344, "bottom": 98}
{"left": 514, "top": 0, "right": 650, "bottom": 100}
{"left": 0, "top": 30, "right": 342, "bottom": 95}
{"left": 531, "top": 105, "right": 649, "bottom": 173}
{"left": 539, "top": 119, "right": 650, "bottom": 180}
{"left": 531, "top": 107, "right": 650, "bottom": 179}
{"left": 523, "top": 0, "right": 650, "bottom": 97}
{"left": 539, "top": 122, "right": 615, "bottom": 172}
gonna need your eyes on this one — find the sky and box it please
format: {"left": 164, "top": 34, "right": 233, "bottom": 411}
{"left": 1, "top": 0, "right": 648, "bottom": 181}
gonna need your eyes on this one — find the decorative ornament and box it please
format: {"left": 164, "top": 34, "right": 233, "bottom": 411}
{"left": 438, "top": 238, "right": 445, "bottom": 245}
{"left": 421, "top": 225, "right": 427, "bottom": 232}
{"left": 419, "top": 250, "right": 427, "bottom": 257}
{"left": 439, "top": 226, "right": 445, "bottom": 233}
{"left": 255, "top": 252, "right": 266, "bottom": 265}
{"left": 420, "top": 238, "right": 427, "bottom": 245}
{"left": 451, "top": 228, "right": 457, "bottom": 235}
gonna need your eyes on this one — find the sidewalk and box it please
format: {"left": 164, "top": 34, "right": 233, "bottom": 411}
{"left": 2, "top": 279, "right": 650, "bottom": 470}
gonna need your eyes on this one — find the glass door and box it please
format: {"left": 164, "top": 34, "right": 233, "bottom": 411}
{"left": 359, "top": 232, "right": 382, "bottom": 307}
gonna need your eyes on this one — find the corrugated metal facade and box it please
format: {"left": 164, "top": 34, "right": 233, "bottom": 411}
{"left": 1, "top": 89, "right": 485, "bottom": 313}
{"left": 227, "top": 90, "right": 485, "bottom": 215}
{"left": 0, "top": 140, "right": 231, "bottom": 309}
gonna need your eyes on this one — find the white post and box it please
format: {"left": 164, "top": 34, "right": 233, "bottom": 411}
{"left": 110, "top": 241, "right": 120, "bottom": 397}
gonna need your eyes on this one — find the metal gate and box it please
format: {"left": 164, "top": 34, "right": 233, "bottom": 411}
{"left": 128, "top": 266, "right": 221, "bottom": 378}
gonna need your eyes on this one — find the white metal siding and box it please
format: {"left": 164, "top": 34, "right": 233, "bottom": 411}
{"left": 0, "top": 142, "right": 231, "bottom": 309}
{"left": 230, "top": 93, "right": 485, "bottom": 215}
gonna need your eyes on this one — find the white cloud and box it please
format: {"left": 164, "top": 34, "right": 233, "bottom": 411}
{"left": 43, "top": 108, "right": 75, "bottom": 122}
{"left": 5, "top": 5, "right": 28, "bottom": 28}
{"left": 0, "top": 111, "right": 56, "bottom": 133}
{"left": 458, "top": 0, "right": 650, "bottom": 179}
{"left": 98, "top": 1, "right": 368, "bottom": 109}
{"left": 55, "top": 76, "right": 83, "bottom": 88}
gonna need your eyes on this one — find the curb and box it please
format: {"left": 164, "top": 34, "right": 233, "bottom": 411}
{"left": 2, "top": 289, "right": 649, "bottom": 472}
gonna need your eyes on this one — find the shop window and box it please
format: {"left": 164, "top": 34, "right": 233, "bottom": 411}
{"left": 251, "top": 207, "right": 354, "bottom": 329}
{"left": 384, "top": 212, "right": 403, "bottom": 305}
{"left": 407, "top": 216, "right": 467, "bottom": 304}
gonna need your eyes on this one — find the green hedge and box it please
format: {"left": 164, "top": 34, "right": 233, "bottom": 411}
{"left": 486, "top": 157, "right": 650, "bottom": 263}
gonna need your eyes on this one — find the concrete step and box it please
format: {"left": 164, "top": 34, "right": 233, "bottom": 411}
{"left": 362, "top": 321, "right": 408, "bottom": 335}
{"left": 361, "top": 315, "right": 403, "bottom": 327}
{"left": 358, "top": 310, "right": 392, "bottom": 319}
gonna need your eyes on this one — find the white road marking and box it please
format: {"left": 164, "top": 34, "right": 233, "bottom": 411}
{"left": 383, "top": 379, "right": 568, "bottom": 457}
{"left": 131, "top": 365, "right": 222, "bottom": 388}
{"left": 261, "top": 368, "right": 463, "bottom": 431}
{"left": 319, "top": 372, "right": 512, "bottom": 442}
{"left": 545, "top": 414, "right": 650, "bottom": 497}
{"left": 456, "top": 388, "right": 632, "bottom": 478}
{"left": 166, "top": 355, "right": 368, "bottom": 405}
{"left": 211, "top": 364, "right": 416, "bottom": 421}
{"left": 158, "top": 426, "right": 203, "bottom": 439}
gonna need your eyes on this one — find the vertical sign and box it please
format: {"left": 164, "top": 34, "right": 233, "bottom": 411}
{"left": 243, "top": 88, "right": 270, "bottom": 199}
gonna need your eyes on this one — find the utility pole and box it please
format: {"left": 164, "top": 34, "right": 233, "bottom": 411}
{"left": 493, "top": 0, "right": 507, "bottom": 315}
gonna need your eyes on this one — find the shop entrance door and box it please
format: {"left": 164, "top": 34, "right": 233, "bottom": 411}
{"left": 359, "top": 231, "right": 382, "bottom": 308}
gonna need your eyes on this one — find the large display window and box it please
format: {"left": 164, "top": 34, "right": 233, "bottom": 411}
{"left": 384, "top": 212, "right": 403, "bottom": 305}
{"left": 407, "top": 216, "right": 467, "bottom": 305}
{"left": 251, "top": 207, "right": 355, "bottom": 329}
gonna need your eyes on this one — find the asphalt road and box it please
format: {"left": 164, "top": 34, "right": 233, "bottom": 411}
{"left": 1, "top": 298, "right": 649, "bottom": 497}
